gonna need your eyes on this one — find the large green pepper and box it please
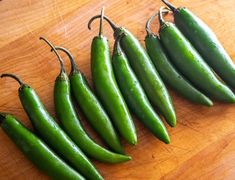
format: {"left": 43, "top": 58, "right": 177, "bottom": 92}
{"left": 162, "top": 0, "right": 235, "bottom": 89}
{"left": 54, "top": 46, "right": 123, "bottom": 154}
{"left": 39, "top": 38, "right": 131, "bottom": 163}
{"left": 112, "top": 34, "right": 170, "bottom": 143}
{"left": 158, "top": 7, "right": 235, "bottom": 103}
{"left": 1, "top": 73, "right": 103, "bottom": 180}
{"left": 89, "top": 8, "right": 137, "bottom": 144}
{"left": 145, "top": 13, "right": 213, "bottom": 106}
{"left": 88, "top": 13, "right": 176, "bottom": 127}
{"left": 0, "top": 113, "right": 84, "bottom": 180}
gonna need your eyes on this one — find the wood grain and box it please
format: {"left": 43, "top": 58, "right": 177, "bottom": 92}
{"left": 1, "top": 0, "right": 235, "bottom": 179}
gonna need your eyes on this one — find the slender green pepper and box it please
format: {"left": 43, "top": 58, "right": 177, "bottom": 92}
{"left": 88, "top": 13, "right": 176, "bottom": 127}
{"left": 158, "top": 7, "right": 235, "bottom": 103}
{"left": 89, "top": 8, "right": 137, "bottom": 144}
{"left": 0, "top": 113, "right": 84, "bottom": 180}
{"left": 1, "top": 73, "right": 103, "bottom": 180}
{"left": 41, "top": 38, "right": 131, "bottom": 163}
{"left": 162, "top": 0, "right": 235, "bottom": 89}
{"left": 145, "top": 13, "right": 213, "bottom": 106}
{"left": 112, "top": 34, "right": 170, "bottom": 143}
{"left": 54, "top": 46, "right": 124, "bottom": 154}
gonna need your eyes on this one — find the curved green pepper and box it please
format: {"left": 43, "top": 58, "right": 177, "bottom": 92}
{"left": 158, "top": 7, "right": 235, "bottom": 103}
{"left": 1, "top": 73, "right": 103, "bottom": 180}
{"left": 112, "top": 35, "right": 170, "bottom": 143}
{"left": 54, "top": 46, "right": 123, "bottom": 154}
{"left": 88, "top": 13, "right": 176, "bottom": 127}
{"left": 162, "top": 0, "right": 235, "bottom": 89}
{"left": 89, "top": 8, "right": 137, "bottom": 144}
{"left": 0, "top": 113, "right": 84, "bottom": 180}
{"left": 145, "top": 14, "right": 213, "bottom": 106}
{"left": 40, "top": 38, "right": 131, "bottom": 163}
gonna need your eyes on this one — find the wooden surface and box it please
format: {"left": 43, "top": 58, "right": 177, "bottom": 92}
{"left": 1, "top": 0, "right": 235, "bottom": 179}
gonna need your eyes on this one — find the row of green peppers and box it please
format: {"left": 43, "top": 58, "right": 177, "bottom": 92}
{"left": 1, "top": 1, "right": 235, "bottom": 179}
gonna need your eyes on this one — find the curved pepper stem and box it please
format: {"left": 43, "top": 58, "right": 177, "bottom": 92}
{"left": 158, "top": 6, "right": 169, "bottom": 26}
{"left": 113, "top": 33, "right": 126, "bottom": 55}
{"left": 161, "top": 0, "right": 178, "bottom": 13}
{"left": 54, "top": 46, "right": 78, "bottom": 74}
{"left": 0, "top": 113, "right": 6, "bottom": 125}
{"left": 88, "top": 11, "right": 119, "bottom": 32}
{"left": 146, "top": 8, "right": 170, "bottom": 36}
{"left": 39, "top": 37, "right": 65, "bottom": 74}
{"left": 1, "top": 73, "right": 24, "bottom": 86}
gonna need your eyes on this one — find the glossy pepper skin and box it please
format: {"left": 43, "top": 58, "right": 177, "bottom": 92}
{"left": 145, "top": 16, "right": 213, "bottom": 106}
{"left": 0, "top": 113, "right": 84, "bottom": 180}
{"left": 162, "top": 0, "right": 235, "bottom": 89}
{"left": 43, "top": 37, "right": 130, "bottom": 164}
{"left": 54, "top": 46, "right": 124, "bottom": 154}
{"left": 89, "top": 9, "right": 137, "bottom": 145}
{"left": 54, "top": 72, "right": 131, "bottom": 163}
{"left": 158, "top": 9, "right": 235, "bottom": 103}
{"left": 1, "top": 73, "right": 103, "bottom": 180}
{"left": 112, "top": 35, "right": 170, "bottom": 143}
{"left": 117, "top": 31, "right": 176, "bottom": 127}
{"left": 88, "top": 14, "right": 176, "bottom": 127}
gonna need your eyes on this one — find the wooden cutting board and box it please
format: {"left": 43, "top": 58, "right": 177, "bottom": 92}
{"left": 1, "top": 0, "right": 235, "bottom": 179}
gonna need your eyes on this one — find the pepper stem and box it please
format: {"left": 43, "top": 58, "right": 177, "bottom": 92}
{"left": 161, "top": 0, "right": 178, "bottom": 13}
{"left": 1, "top": 73, "right": 24, "bottom": 86}
{"left": 113, "top": 33, "right": 126, "bottom": 55}
{"left": 158, "top": 6, "right": 168, "bottom": 26}
{"left": 54, "top": 46, "right": 78, "bottom": 74}
{"left": 146, "top": 8, "right": 170, "bottom": 35}
{"left": 39, "top": 37, "right": 65, "bottom": 74}
{"left": 0, "top": 113, "right": 6, "bottom": 125}
{"left": 88, "top": 12, "right": 118, "bottom": 32}
{"left": 99, "top": 7, "right": 105, "bottom": 37}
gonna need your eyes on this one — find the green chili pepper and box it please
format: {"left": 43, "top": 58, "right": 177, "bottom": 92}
{"left": 88, "top": 12, "right": 176, "bottom": 127}
{"left": 41, "top": 37, "right": 131, "bottom": 163}
{"left": 0, "top": 73, "right": 103, "bottom": 180}
{"left": 88, "top": 8, "right": 137, "bottom": 144}
{"left": 0, "top": 113, "right": 84, "bottom": 180}
{"left": 158, "top": 7, "right": 235, "bottom": 103}
{"left": 162, "top": 0, "right": 235, "bottom": 89}
{"left": 145, "top": 12, "right": 213, "bottom": 106}
{"left": 54, "top": 46, "right": 124, "bottom": 154}
{"left": 112, "top": 34, "right": 170, "bottom": 143}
